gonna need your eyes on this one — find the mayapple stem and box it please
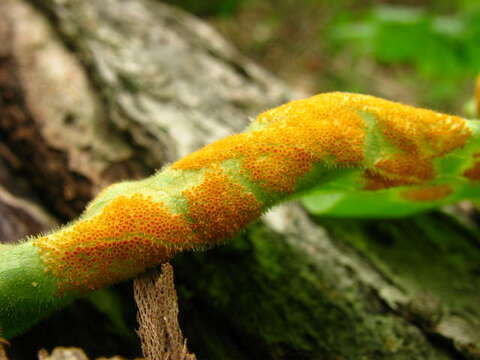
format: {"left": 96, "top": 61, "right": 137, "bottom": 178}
{"left": 2, "top": 92, "right": 480, "bottom": 338}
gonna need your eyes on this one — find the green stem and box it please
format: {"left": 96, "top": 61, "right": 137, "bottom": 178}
{"left": 2, "top": 92, "right": 480, "bottom": 338}
{"left": 0, "top": 243, "right": 74, "bottom": 338}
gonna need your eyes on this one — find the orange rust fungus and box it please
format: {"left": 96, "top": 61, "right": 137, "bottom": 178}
{"left": 463, "top": 153, "right": 480, "bottom": 181}
{"left": 350, "top": 93, "right": 469, "bottom": 185}
{"left": 256, "top": 93, "right": 470, "bottom": 157}
{"left": 173, "top": 93, "right": 366, "bottom": 193}
{"left": 183, "top": 168, "right": 262, "bottom": 243}
{"left": 401, "top": 185, "right": 453, "bottom": 202}
{"left": 33, "top": 194, "right": 196, "bottom": 293}
{"left": 174, "top": 93, "right": 470, "bottom": 193}
{"left": 32, "top": 92, "right": 473, "bottom": 293}
{"left": 365, "top": 155, "right": 434, "bottom": 189}
{"left": 363, "top": 170, "right": 416, "bottom": 190}
{"left": 464, "top": 162, "right": 480, "bottom": 180}
{"left": 324, "top": 93, "right": 470, "bottom": 185}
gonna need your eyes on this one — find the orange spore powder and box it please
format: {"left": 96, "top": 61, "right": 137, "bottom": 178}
{"left": 183, "top": 168, "right": 262, "bottom": 243}
{"left": 353, "top": 93, "right": 470, "bottom": 187}
{"left": 33, "top": 92, "right": 472, "bottom": 293}
{"left": 174, "top": 93, "right": 470, "bottom": 192}
{"left": 401, "top": 185, "right": 453, "bottom": 202}
{"left": 363, "top": 170, "right": 413, "bottom": 190}
{"left": 34, "top": 169, "right": 261, "bottom": 293}
{"left": 33, "top": 194, "right": 196, "bottom": 293}
{"left": 464, "top": 163, "right": 480, "bottom": 181}
{"left": 369, "top": 155, "right": 434, "bottom": 187}
{"left": 464, "top": 153, "right": 480, "bottom": 181}
{"left": 174, "top": 93, "right": 366, "bottom": 193}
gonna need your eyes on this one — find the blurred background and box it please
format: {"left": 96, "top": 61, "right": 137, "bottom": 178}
{"left": 165, "top": 0, "right": 480, "bottom": 113}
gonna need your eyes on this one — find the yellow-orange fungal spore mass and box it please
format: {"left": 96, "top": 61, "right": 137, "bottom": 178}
{"left": 270, "top": 94, "right": 469, "bottom": 182}
{"left": 465, "top": 162, "right": 480, "bottom": 180}
{"left": 313, "top": 93, "right": 469, "bottom": 157}
{"left": 174, "top": 94, "right": 366, "bottom": 193}
{"left": 28, "top": 92, "right": 473, "bottom": 295}
{"left": 254, "top": 98, "right": 366, "bottom": 164}
{"left": 183, "top": 169, "right": 262, "bottom": 243}
{"left": 33, "top": 194, "right": 196, "bottom": 293}
{"left": 366, "top": 155, "right": 434, "bottom": 189}
{"left": 173, "top": 132, "right": 317, "bottom": 193}
{"left": 174, "top": 93, "right": 470, "bottom": 194}
{"left": 172, "top": 136, "right": 239, "bottom": 171}
{"left": 401, "top": 185, "right": 453, "bottom": 202}
{"left": 288, "top": 93, "right": 469, "bottom": 186}
{"left": 463, "top": 153, "right": 480, "bottom": 181}
{"left": 363, "top": 170, "right": 415, "bottom": 190}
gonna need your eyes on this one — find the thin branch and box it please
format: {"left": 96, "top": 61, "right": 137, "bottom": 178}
{"left": 134, "top": 263, "right": 196, "bottom": 360}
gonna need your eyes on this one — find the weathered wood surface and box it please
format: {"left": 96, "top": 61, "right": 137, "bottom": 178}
{"left": 0, "top": 0, "right": 479, "bottom": 359}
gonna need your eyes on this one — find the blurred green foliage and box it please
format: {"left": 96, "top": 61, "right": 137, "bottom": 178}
{"left": 161, "top": 0, "right": 244, "bottom": 16}
{"left": 175, "top": 0, "right": 480, "bottom": 112}
{"left": 329, "top": 4, "right": 480, "bottom": 102}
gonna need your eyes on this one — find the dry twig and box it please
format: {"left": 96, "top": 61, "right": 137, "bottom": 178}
{"left": 134, "top": 263, "right": 196, "bottom": 360}
{"left": 0, "top": 338, "right": 9, "bottom": 360}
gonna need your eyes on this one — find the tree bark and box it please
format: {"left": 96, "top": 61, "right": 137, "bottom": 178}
{"left": 0, "top": 0, "right": 479, "bottom": 359}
